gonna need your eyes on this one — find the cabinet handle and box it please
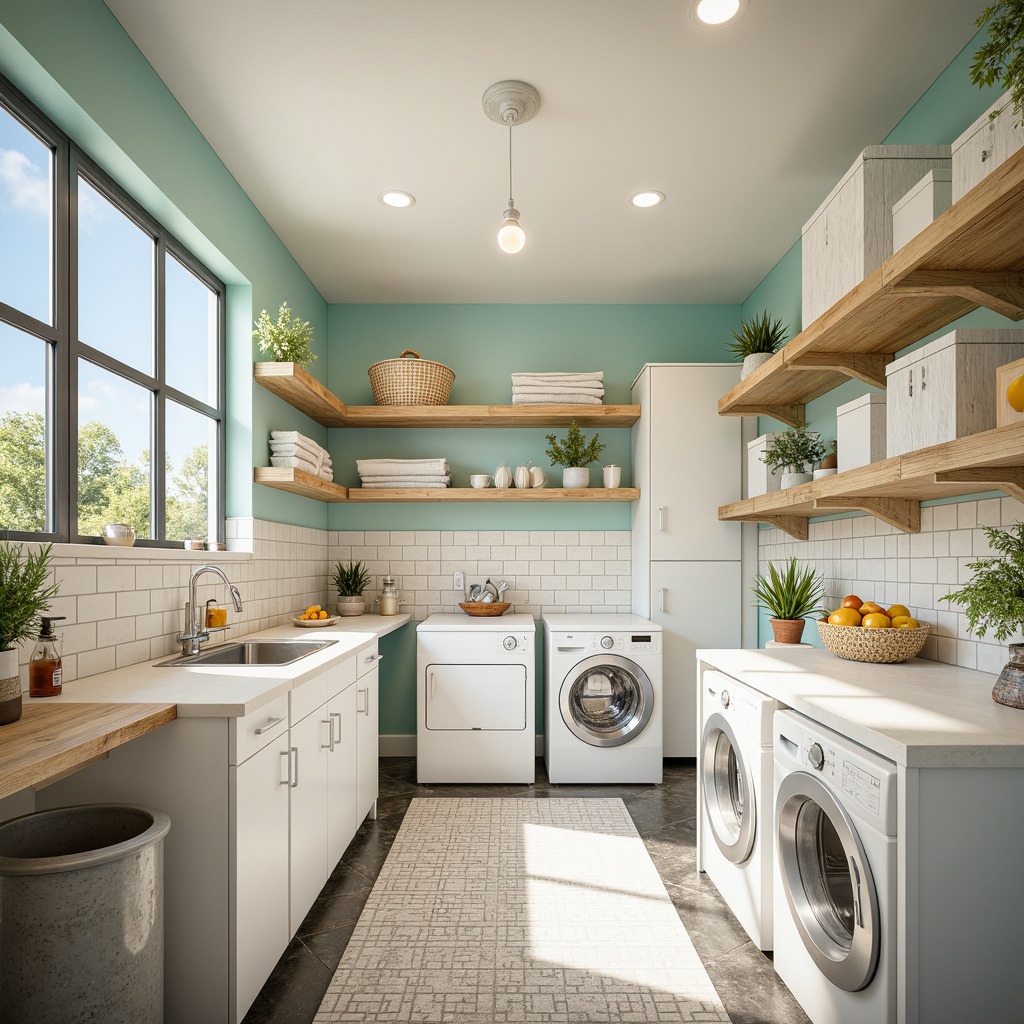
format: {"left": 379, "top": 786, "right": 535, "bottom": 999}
{"left": 365, "top": 653, "right": 383, "bottom": 663}
{"left": 908, "top": 367, "right": 913, "bottom": 398}
{"left": 330, "top": 711, "right": 341, "bottom": 748}
{"left": 429, "top": 671, "right": 435, "bottom": 703}
{"left": 920, "top": 364, "right": 926, "bottom": 392}
{"left": 657, "top": 506, "right": 666, "bottom": 532}
{"left": 321, "top": 717, "right": 332, "bottom": 751}
{"left": 280, "top": 750, "right": 290, "bottom": 786}
{"left": 357, "top": 686, "right": 370, "bottom": 716}
{"left": 255, "top": 716, "right": 285, "bottom": 735}
{"left": 290, "top": 746, "right": 299, "bottom": 788}
{"left": 658, "top": 587, "right": 666, "bottom": 613}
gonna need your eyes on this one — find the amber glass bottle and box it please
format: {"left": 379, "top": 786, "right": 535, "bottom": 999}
{"left": 29, "top": 616, "right": 65, "bottom": 697}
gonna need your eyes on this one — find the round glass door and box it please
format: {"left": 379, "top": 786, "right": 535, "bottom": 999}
{"left": 701, "top": 714, "right": 755, "bottom": 863}
{"left": 775, "top": 771, "right": 880, "bottom": 992}
{"left": 559, "top": 654, "right": 654, "bottom": 748}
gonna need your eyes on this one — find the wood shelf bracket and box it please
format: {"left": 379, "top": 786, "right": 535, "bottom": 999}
{"left": 785, "top": 351, "right": 892, "bottom": 390}
{"left": 813, "top": 496, "right": 921, "bottom": 533}
{"left": 934, "top": 468, "right": 1024, "bottom": 504}
{"left": 725, "top": 514, "right": 809, "bottom": 540}
{"left": 888, "top": 270, "right": 1024, "bottom": 322}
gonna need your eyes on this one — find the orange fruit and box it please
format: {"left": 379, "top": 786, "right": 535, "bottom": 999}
{"left": 862, "top": 612, "right": 892, "bottom": 628}
{"left": 895, "top": 617, "right": 920, "bottom": 629}
{"left": 887, "top": 604, "right": 911, "bottom": 620}
{"left": 1007, "top": 373, "right": 1024, "bottom": 414}
{"left": 828, "top": 607, "right": 862, "bottom": 627}
{"left": 840, "top": 594, "right": 863, "bottom": 609}
{"left": 318, "top": 609, "right": 329, "bottom": 619}
{"left": 859, "top": 602, "right": 884, "bottom": 616}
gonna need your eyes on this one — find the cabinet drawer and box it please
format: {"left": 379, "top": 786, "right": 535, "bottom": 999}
{"left": 290, "top": 669, "right": 329, "bottom": 723}
{"left": 356, "top": 642, "right": 380, "bottom": 678}
{"left": 230, "top": 693, "right": 289, "bottom": 766}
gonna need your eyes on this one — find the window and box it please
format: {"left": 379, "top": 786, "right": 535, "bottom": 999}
{"left": 0, "top": 78, "right": 224, "bottom": 545}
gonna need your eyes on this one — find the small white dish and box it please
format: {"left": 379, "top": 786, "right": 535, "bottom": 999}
{"left": 470, "top": 474, "right": 492, "bottom": 488}
{"left": 102, "top": 523, "right": 136, "bottom": 546}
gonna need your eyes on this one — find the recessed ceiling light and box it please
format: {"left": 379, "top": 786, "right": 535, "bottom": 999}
{"left": 690, "top": 0, "right": 748, "bottom": 27}
{"left": 630, "top": 190, "right": 665, "bottom": 208}
{"left": 378, "top": 190, "right": 415, "bottom": 208}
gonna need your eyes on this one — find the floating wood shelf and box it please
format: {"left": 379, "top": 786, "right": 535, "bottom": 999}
{"left": 254, "top": 363, "right": 640, "bottom": 428}
{"left": 254, "top": 467, "right": 638, "bottom": 503}
{"left": 718, "top": 422, "right": 1024, "bottom": 539}
{"left": 718, "top": 147, "right": 1024, "bottom": 426}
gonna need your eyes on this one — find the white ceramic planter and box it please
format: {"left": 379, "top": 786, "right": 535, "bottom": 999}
{"left": 813, "top": 467, "right": 838, "bottom": 480}
{"left": 740, "top": 352, "right": 774, "bottom": 380}
{"left": 562, "top": 467, "right": 590, "bottom": 489}
{"left": 336, "top": 596, "right": 366, "bottom": 616}
{"left": 781, "top": 471, "right": 813, "bottom": 489}
{"left": 0, "top": 647, "right": 22, "bottom": 725}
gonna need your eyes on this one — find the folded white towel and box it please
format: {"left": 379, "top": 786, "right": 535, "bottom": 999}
{"left": 270, "top": 444, "right": 331, "bottom": 473}
{"left": 270, "top": 430, "right": 324, "bottom": 446}
{"left": 269, "top": 440, "right": 331, "bottom": 459}
{"left": 356, "top": 458, "right": 450, "bottom": 476}
{"left": 271, "top": 454, "right": 321, "bottom": 475}
{"left": 320, "top": 466, "right": 334, "bottom": 483}
{"left": 511, "top": 372, "right": 603, "bottom": 384}
{"left": 512, "top": 392, "right": 604, "bottom": 405}
{"left": 360, "top": 479, "right": 450, "bottom": 489}
{"left": 513, "top": 384, "right": 604, "bottom": 395}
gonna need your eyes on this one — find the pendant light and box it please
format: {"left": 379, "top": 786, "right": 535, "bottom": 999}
{"left": 483, "top": 80, "right": 540, "bottom": 254}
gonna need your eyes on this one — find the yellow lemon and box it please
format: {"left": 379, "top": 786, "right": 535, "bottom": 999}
{"left": 1007, "top": 373, "right": 1024, "bottom": 413}
{"left": 318, "top": 609, "right": 329, "bottom": 619}
{"left": 828, "top": 607, "right": 862, "bottom": 627}
{"left": 859, "top": 602, "right": 884, "bottom": 616}
{"left": 895, "top": 617, "right": 920, "bottom": 629}
{"left": 887, "top": 604, "right": 910, "bottom": 620}
{"left": 862, "top": 612, "right": 892, "bottom": 628}
{"left": 890, "top": 615, "right": 912, "bottom": 628}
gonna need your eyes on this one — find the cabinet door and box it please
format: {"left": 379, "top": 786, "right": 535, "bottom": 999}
{"left": 327, "top": 683, "right": 358, "bottom": 871}
{"left": 913, "top": 347, "right": 954, "bottom": 451}
{"left": 424, "top": 663, "right": 527, "bottom": 730}
{"left": 288, "top": 708, "right": 330, "bottom": 934}
{"left": 356, "top": 667, "right": 379, "bottom": 823}
{"left": 651, "top": 560, "right": 741, "bottom": 758}
{"left": 233, "top": 739, "right": 290, "bottom": 1020}
{"left": 648, "top": 365, "right": 741, "bottom": 562}
{"left": 885, "top": 362, "right": 915, "bottom": 457}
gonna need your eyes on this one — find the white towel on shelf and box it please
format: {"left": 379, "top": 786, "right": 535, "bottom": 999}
{"left": 270, "top": 440, "right": 332, "bottom": 463}
{"left": 361, "top": 478, "right": 450, "bottom": 488}
{"left": 319, "top": 466, "right": 334, "bottom": 483}
{"left": 356, "top": 458, "right": 450, "bottom": 477}
{"left": 271, "top": 454, "right": 321, "bottom": 475}
{"left": 359, "top": 473, "right": 451, "bottom": 484}
{"left": 513, "top": 385, "right": 604, "bottom": 396}
{"left": 511, "top": 372, "right": 603, "bottom": 385}
{"left": 512, "top": 392, "right": 604, "bottom": 405}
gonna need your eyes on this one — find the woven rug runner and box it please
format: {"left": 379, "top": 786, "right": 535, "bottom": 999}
{"left": 314, "top": 798, "right": 730, "bottom": 1023}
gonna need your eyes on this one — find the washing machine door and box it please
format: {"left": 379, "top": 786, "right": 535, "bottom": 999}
{"left": 701, "top": 711, "right": 755, "bottom": 864}
{"left": 559, "top": 654, "right": 654, "bottom": 747}
{"left": 775, "top": 771, "right": 880, "bottom": 992}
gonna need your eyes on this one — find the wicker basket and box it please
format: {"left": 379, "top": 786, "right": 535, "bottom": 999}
{"left": 368, "top": 349, "right": 455, "bottom": 406}
{"left": 817, "top": 618, "right": 930, "bottom": 663}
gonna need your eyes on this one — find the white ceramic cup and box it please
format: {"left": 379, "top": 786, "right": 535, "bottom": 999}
{"left": 603, "top": 465, "right": 621, "bottom": 488}
{"left": 470, "top": 474, "right": 491, "bottom": 488}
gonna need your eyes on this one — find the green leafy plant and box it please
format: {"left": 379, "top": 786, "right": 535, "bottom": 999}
{"left": 544, "top": 421, "right": 606, "bottom": 468}
{"left": 332, "top": 560, "right": 373, "bottom": 597}
{"left": 727, "top": 310, "right": 790, "bottom": 359}
{"left": 940, "top": 522, "right": 1024, "bottom": 641}
{"left": 971, "top": 2, "right": 1024, "bottom": 126}
{"left": 752, "top": 558, "right": 827, "bottom": 621}
{"left": 253, "top": 302, "right": 316, "bottom": 368}
{"left": 761, "top": 428, "right": 828, "bottom": 475}
{"left": 0, "top": 543, "right": 60, "bottom": 650}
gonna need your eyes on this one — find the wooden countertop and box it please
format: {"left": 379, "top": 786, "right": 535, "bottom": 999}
{"left": 0, "top": 701, "right": 176, "bottom": 800}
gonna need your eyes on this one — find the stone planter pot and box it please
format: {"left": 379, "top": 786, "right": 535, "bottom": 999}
{"left": 0, "top": 648, "right": 21, "bottom": 726}
{"left": 992, "top": 643, "right": 1024, "bottom": 708}
{"left": 336, "top": 596, "right": 366, "bottom": 617}
{"left": 769, "top": 618, "right": 807, "bottom": 644}
{"left": 780, "top": 471, "right": 813, "bottom": 489}
{"left": 740, "top": 352, "right": 774, "bottom": 380}
{"left": 562, "top": 467, "right": 590, "bottom": 489}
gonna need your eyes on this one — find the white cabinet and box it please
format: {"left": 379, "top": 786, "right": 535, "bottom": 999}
{"left": 355, "top": 649, "right": 380, "bottom": 822}
{"left": 952, "top": 91, "right": 1024, "bottom": 202}
{"left": 631, "top": 363, "right": 743, "bottom": 757}
{"left": 326, "top": 683, "right": 358, "bottom": 871}
{"left": 424, "top": 663, "right": 528, "bottom": 730}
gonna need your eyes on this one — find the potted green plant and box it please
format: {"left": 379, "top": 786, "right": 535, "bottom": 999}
{"left": 752, "top": 558, "right": 827, "bottom": 645}
{"left": 252, "top": 301, "right": 317, "bottom": 369}
{"left": 332, "top": 560, "right": 373, "bottom": 616}
{"left": 544, "top": 420, "right": 606, "bottom": 488}
{"left": 940, "top": 522, "right": 1024, "bottom": 707}
{"left": 971, "top": 3, "right": 1024, "bottom": 126}
{"left": 728, "top": 310, "right": 790, "bottom": 380}
{"left": 0, "top": 543, "right": 60, "bottom": 725}
{"left": 761, "top": 427, "right": 828, "bottom": 488}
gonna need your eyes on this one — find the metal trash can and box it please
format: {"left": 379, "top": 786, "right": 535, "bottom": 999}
{"left": 0, "top": 804, "right": 171, "bottom": 1024}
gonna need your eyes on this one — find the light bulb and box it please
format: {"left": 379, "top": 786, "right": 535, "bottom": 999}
{"left": 497, "top": 207, "right": 525, "bottom": 254}
{"left": 691, "top": 0, "right": 745, "bottom": 26}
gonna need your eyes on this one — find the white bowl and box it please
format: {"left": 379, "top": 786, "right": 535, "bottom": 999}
{"left": 470, "top": 475, "right": 491, "bottom": 488}
{"left": 101, "top": 523, "right": 136, "bottom": 546}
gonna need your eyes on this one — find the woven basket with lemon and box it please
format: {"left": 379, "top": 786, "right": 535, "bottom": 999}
{"left": 817, "top": 595, "right": 929, "bottom": 663}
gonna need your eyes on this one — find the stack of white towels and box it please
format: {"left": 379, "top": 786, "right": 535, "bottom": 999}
{"left": 269, "top": 431, "right": 333, "bottom": 482}
{"left": 511, "top": 371, "right": 604, "bottom": 405}
{"left": 356, "top": 458, "right": 451, "bottom": 489}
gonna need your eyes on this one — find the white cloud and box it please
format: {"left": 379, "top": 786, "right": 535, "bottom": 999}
{"left": 0, "top": 382, "right": 46, "bottom": 415}
{"left": 0, "top": 148, "right": 49, "bottom": 216}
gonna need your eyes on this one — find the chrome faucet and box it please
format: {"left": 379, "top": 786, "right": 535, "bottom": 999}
{"left": 178, "top": 564, "right": 244, "bottom": 658}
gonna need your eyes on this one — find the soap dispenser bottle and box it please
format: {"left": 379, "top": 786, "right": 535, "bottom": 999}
{"left": 29, "top": 615, "right": 66, "bottom": 698}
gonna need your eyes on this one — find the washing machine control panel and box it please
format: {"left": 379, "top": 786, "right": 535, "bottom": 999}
{"left": 841, "top": 760, "right": 882, "bottom": 816}
{"left": 498, "top": 634, "right": 531, "bottom": 653}
{"left": 589, "top": 632, "right": 660, "bottom": 654}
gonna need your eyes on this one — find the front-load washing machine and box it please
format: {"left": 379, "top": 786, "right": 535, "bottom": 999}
{"left": 773, "top": 709, "right": 897, "bottom": 1024}
{"left": 542, "top": 613, "right": 662, "bottom": 784}
{"left": 698, "top": 670, "right": 785, "bottom": 951}
{"left": 416, "top": 613, "right": 535, "bottom": 784}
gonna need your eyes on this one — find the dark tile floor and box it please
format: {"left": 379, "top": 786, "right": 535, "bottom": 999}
{"left": 242, "top": 757, "right": 809, "bottom": 1024}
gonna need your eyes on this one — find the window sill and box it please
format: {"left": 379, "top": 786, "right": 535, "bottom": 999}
{"left": 10, "top": 541, "right": 253, "bottom": 561}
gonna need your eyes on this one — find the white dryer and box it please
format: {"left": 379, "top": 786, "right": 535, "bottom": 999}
{"left": 542, "top": 613, "right": 662, "bottom": 784}
{"left": 698, "top": 670, "right": 785, "bottom": 951}
{"left": 773, "top": 709, "right": 897, "bottom": 1024}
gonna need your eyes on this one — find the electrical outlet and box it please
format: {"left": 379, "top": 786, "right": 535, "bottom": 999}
{"left": 453, "top": 570, "right": 465, "bottom": 592}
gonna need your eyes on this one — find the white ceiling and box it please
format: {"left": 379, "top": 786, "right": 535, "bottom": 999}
{"left": 103, "top": 0, "right": 984, "bottom": 305}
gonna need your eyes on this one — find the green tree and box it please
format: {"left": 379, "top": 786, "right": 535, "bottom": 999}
{"left": 166, "top": 444, "right": 209, "bottom": 541}
{"left": 0, "top": 412, "right": 46, "bottom": 532}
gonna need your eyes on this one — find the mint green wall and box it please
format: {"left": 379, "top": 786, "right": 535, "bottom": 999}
{"left": 0, "top": 0, "right": 329, "bottom": 529}
{"left": 325, "top": 304, "right": 741, "bottom": 530}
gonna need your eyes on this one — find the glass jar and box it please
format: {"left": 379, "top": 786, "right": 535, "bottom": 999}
{"left": 378, "top": 575, "right": 400, "bottom": 616}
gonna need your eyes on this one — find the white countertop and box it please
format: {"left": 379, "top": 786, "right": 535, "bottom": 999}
{"left": 697, "top": 647, "right": 1024, "bottom": 768}
{"left": 49, "top": 614, "right": 411, "bottom": 718}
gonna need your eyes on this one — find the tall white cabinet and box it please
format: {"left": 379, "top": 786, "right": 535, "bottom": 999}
{"left": 631, "top": 363, "right": 743, "bottom": 757}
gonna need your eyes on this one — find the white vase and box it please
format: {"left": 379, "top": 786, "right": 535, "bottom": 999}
{"left": 0, "top": 647, "right": 23, "bottom": 725}
{"left": 528, "top": 466, "right": 545, "bottom": 487}
{"left": 740, "top": 352, "right": 774, "bottom": 380}
{"left": 781, "top": 471, "right": 813, "bottom": 489}
{"left": 513, "top": 465, "right": 531, "bottom": 489}
{"left": 493, "top": 464, "right": 512, "bottom": 489}
{"left": 336, "top": 596, "right": 366, "bottom": 616}
{"left": 562, "top": 467, "right": 590, "bottom": 489}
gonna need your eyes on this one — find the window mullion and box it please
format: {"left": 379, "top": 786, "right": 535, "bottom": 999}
{"left": 153, "top": 235, "right": 166, "bottom": 542}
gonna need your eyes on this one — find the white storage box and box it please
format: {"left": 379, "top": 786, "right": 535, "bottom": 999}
{"left": 836, "top": 393, "right": 886, "bottom": 472}
{"left": 892, "top": 169, "right": 952, "bottom": 252}
{"left": 747, "top": 433, "right": 780, "bottom": 498}
{"left": 802, "top": 146, "right": 951, "bottom": 329}
{"left": 885, "top": 329, "right": 1024, "bottom": 457}
{"left": 952, "top": 91, "right": 1024, "bottom": 202}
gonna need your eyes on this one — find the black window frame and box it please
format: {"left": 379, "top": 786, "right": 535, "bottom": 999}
{"left": 0, "top": 74, "right": 226, "bottom": 548}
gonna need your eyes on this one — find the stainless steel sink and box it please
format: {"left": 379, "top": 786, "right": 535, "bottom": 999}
{"left": 156, "top": 639, "right": 337, "bottom": 668}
